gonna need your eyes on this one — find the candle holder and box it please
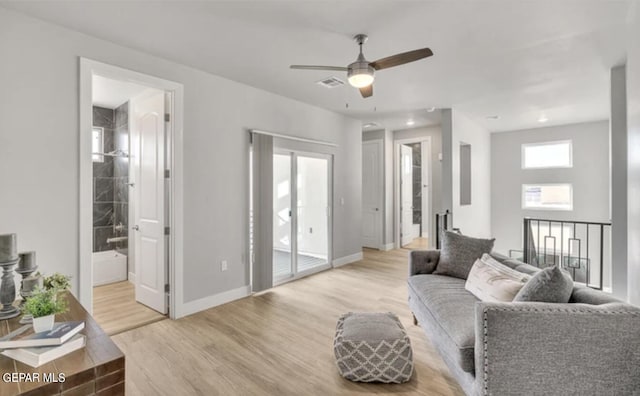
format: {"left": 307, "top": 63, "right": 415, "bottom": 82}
{"left": 16, "top": 266, "right": 39, "bottom": 324}
{"left": 0, "top": 258, "right": 20, "bottom": 320}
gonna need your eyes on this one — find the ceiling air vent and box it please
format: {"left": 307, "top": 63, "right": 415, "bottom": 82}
{"left": 316, "top": 76, "right": 345, "bottom": 88}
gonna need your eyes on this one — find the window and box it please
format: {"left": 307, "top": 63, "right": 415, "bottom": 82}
{"left": 92, "top": 127, "right": 104, "bottom": 162}
{"left": 522, "top": 140, "right": 572, "bottom": 169}
{"left": 522, "top": 184, "right": 573, "bottom": 210}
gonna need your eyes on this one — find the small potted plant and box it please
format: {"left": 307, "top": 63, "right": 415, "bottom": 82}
{"left": 43, "top": 273, "right": 71, "bottom": 293}
{"left": 23, "top": 288, "right": 68, "bottom": 333}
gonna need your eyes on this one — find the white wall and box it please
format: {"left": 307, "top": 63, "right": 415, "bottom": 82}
{"left": 441, "top": 110, "right": 453, "bottom": 213}
{"left": 627, "top": 0, "right": 640, "bottom": 305}
{"left": 491, "top": 121, "right": 611, "bottom": 255}
{"left": 0, "top": 8, "right": 361, "bottom": 310}
{"left": 610, "top": 65, "right": 628, "bottom": 300}
{"left": 384, "top": 129, "right": 394, "bottom": 246}
{"left": 450, "top": 110, "right": 492, "bottom": 238}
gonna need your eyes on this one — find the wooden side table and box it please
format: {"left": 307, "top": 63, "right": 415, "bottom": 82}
{"left": 0, "top": 292, "right": 125, "bottom": 395}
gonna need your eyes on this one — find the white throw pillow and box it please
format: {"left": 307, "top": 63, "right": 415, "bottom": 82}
{"left": 465, "top": 254, "right": 531, "bottom": 302}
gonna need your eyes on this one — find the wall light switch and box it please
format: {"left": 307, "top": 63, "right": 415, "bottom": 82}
{"left": 340, "top": 197, "right": 345, "bottom": 205}
{"left": 221, "top": 260, "right": 228, "bottom": 271}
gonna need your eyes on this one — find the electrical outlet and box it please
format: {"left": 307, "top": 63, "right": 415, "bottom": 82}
{"left": 221, "top": 260, "right": 228, "bottom": 271}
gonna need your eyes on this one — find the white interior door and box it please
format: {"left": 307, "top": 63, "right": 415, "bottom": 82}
{"left": 401, "top": 145, "right": 414, "bottom": 246}
{"left": 362, "top": 140, "right": 383, "bottom": 249}
{"left": 131, "top": 90, "right": 167, "bottom": 314}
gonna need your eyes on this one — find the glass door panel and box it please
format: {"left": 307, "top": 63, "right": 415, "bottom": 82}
{"left": 273, "top": 153, "right": 292, "bottom": 280}
{"left": 296, "top": 155, "right": 329, "bottom": 273}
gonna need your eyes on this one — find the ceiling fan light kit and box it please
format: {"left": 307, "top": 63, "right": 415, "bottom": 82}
{"left": 347, "top": 64, "right": 374, "bottom": 88}
{"left": 347, "top": 34, "right": 375, "bottom": 88}
{"left": 290, "top": 33, "right": 433, "bottom": 98}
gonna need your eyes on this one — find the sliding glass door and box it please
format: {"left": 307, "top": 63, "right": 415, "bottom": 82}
{"left": 273, "top": 151, "right": 331, "bottom": 283}
{"left": 273, "top": 153, "right": 293, "bottom": 279}
{"left": 296, "top": 155, "right": 329, "bottom": 272}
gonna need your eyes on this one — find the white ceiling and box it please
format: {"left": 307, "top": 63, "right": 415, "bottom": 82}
{"left": 92, "top": 75, "right": 150, "bottom": 109}
{"left": 1, "top": 0, "right": 631, "bottom": 132}
{"left": 362, "top": 108, "right": 442, "bottom": 132}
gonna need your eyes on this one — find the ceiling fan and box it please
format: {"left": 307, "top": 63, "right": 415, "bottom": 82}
{"left": 290, "top": 34, "right": 433, "bottom": 98}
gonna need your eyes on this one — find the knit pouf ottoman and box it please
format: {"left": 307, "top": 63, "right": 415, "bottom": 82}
{"left": 333, "top": 312, "right": 413, "bottom": 383}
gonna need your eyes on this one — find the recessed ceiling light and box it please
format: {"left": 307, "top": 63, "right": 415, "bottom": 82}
{"left": 406, "top": 120, "right": 415, "bottom": 126}
{"left": 363, "top": 122, "right": 379, "bottom": 129}
{"left": 486, "top": 115, "right": 500, "bottom": 120}
{"left": 538, "top": 115, "right": 549, "bottom": 123}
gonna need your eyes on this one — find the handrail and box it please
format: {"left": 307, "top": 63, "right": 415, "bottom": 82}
{"left": 435, "top": 210, "right": 452, "bottom": 249}
{"left": 522, "top": 217, "right": 611, "bottom": 290}
{"left": 523, "top": 217, "right": 611, "bottom": 227}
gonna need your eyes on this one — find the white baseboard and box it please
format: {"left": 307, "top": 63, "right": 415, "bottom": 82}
{"left": 128, "top": 272, "right": 135, "bottom": 284}
{"left": 333, "top": 252, "right": 364, "bottom": 267}
{"left": 421, "top": 232, "right": 429, "bottom": 238}
{"left": 178, "top": 285, "right": 251, "bottom": 318}
{"left": 381, "top": 243, "right": 395, "bottom": 251}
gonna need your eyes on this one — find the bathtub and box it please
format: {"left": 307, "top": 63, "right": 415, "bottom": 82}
{"left": 92, "top": 250, "right": 127, "bottom": 286}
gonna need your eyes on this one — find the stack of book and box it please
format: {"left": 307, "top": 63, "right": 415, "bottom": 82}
{"left": 0, "top": 321, "right": 85, "bottom": 367}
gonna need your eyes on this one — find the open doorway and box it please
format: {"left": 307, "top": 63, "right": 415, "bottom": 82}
{"left": 396, "top": 138, "right": 431, "bottom": 250}
{"left": 80, "top": 59, "right": 184, "bottom": 331}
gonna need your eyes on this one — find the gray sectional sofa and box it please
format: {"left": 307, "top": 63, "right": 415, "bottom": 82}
{"left": 407, "top": 250, "right": 640, "bottom": 395}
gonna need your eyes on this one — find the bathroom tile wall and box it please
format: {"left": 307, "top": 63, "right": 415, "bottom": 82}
{"left": 113, "top": 102, "right": 129, "bottom": 255}
{"left": 410, "top": 143, "right": 423, "bottom": 228}
{"left": 92, "top": 104, "right": 129, "bottom": 253}
{"left": 93, "top": 106, "right": 115, "bottom": 252}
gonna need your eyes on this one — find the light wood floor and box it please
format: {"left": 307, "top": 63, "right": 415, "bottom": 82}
{"left": 93, "top": 281, "right": 166, "bottom": 336}
{"left": 404, "top": 237, "right": 429, "bottom": 250}
{"left": 112, "top": 248, "right": 464, "bottom": 396}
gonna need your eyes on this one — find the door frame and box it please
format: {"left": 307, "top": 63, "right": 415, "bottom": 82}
{"left": 272, "top": 149, "right": 333, "bottom": 286}
{"left": 394, "top": 137, "right": 432, "bottom": 249}
{"left": 361, "top": 139, "right": 384, "bottom": 249}
{"left": 79, "top": 58, "right": 184, "bottom": 319}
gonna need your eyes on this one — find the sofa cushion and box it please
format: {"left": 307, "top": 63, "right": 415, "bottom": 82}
{"left": 513, "top": 263, "right": 541, "bottom": 275}
{"left": 514, "top": 265, "right": 573, "bottom": 303}
{"left": 407, "top": 274, "right": 477, "bottom": 373}
{"left": 570, "top": 285, "right": 622, "bottom": 305}
{"left": 489, "top": 254, "right": 541, "bottom": 276}
{"left": 433, "top": 231, "right": 495, "bottom": 280}
{"left": 465, "top": 254, "right": 531, "bottom": 302}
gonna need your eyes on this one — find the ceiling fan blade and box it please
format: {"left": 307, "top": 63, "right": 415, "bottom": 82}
{"left": 290, "top": 65, "right": 349, "bottom": 72}
{"left": 359, "top": 84, "right": 373, "bottom": 98}
{"left": 370, "top": 48, "right": 433, "bottom": 70}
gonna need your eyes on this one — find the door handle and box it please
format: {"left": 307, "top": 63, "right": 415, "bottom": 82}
{"left": 132, "top": 225, "right": 140, "bottom": 231}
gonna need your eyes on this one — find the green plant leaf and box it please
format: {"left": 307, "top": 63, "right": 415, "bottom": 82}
{"left": 23, "top": 288, "right": 68, "bottom": 318}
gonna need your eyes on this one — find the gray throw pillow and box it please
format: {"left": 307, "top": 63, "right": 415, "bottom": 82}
{"left": 513, "top": 265, "right": 573, "bottom": 303}
{"left": 433, "top": 231, "right": 495, "bottom": 280}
